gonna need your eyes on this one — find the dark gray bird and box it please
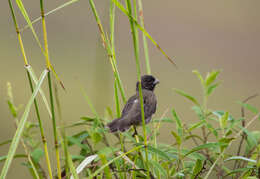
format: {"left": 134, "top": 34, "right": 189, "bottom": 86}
{"left": 107, "top": 75, "right": 159, "bottom": 133}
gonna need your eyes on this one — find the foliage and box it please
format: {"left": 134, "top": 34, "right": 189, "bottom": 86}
{"left": 2, "top": 0, "right": 260, "bottom": 179}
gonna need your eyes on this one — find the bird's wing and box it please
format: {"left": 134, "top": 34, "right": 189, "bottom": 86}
{"left": 122, "top": 90, "right": 157, "bottom": 125}
{"left": 143, "top": 90, "right": 157, "bottom": 119}
{"left": 121, "top": 95, "right": 139, "bottom": 117}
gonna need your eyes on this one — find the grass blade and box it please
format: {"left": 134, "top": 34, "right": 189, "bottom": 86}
{"left": 0, "top": 69, "right": 48, "bottom": 178}
{"left": 112, "top": 0, "right": 177, "bottom": 67}
{"left": 21, "top": 0, "right": 80, "bottom": 32}
{"left": 26, "top": 65, "right": 51, "bottom": 116}
{"left": 15, "top": 0, "right": 43, "bottom": 52}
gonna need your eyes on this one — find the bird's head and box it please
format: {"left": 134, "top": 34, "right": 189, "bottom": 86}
{"left": 136, "top": 75, "right": 159, "bottom": 91}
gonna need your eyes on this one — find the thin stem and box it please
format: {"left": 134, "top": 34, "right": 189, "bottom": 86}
{"left": 125, "top": 0, "right": 149, "bottom": 176}
{"left": 89, "top": 0, "right": 126, "bottom": 103}
{"left": 137, "top": 0, "right": 151, "bottom": 74}
{"left": 40, "top": 0, "right": 61, "bottom": 177}
{"left": 47, "top": 71, "right": 62, "bottom": 179}
{"left": 8, "top": 1, "right": 53, "bottom": 177}
{"left": 27, "top": 70, "right": 53, "bottom": 179}
{"left": 40, "top": 0, "right": 51, "bottom": 70}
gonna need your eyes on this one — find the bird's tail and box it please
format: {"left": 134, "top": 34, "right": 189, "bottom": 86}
{"left": 107, "top": 118, "right": 130, "bottom": 132}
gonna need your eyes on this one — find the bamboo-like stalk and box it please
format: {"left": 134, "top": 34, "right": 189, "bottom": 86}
{"left": 7, "top": 1, "right": 53, "bottom": 178}
{"left": 112, "top": 0, "right": 177, "bottom": 67}
{"left": 89, "top": 0, "right": 126, "bottom": 104}
{"left": 27, "top": 71, "right": 53, "bottom": 179}
{"left": 39, "top": 0, "right": 62, "bottom": 178}
{"left": 110, "top": 0, "right": 116, "bottom": 60}
{"left": 125, "top": 0, "right": 150, "bottom": 176}
{"left": 137, "top": 0, "right": 151, "bottom": 74}
{"left": 110, "top": 1, "right": 127, "bottom": 177}
{"left": 47, "top": 72, "right": 62, "bottom": 179}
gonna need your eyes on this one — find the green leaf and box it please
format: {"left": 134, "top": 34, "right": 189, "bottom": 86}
{"left": 185, "top": 135, "right": 204, "bottom": 143}
{"left": 147, "top": 145, "right": 171, "bottom": 160}
{"left": 0, "top": 139, "right": 12, "bottom": 147}
{"left": 80, "top": 116, "right": 96, "bottom": 122}
{"left": 207, "top": 83, "right": 219, "bottom": 96}
{"left": 188, "top": 121, "right": 204, "bottom": 132}
{"left": 67, "top": 136, "right": 90, "bottom": 151}
{"left": 173, "top": 89, "right": 200, "bottom": 106}
{"left": 245, "top": 131, "right": 260, "bottom": 153}
{"left": 90, "top": 131, "right": 102, "bottom": 144}
{"left": 149, "top": 160, "right": 167, "bottom": 177}
{"left": 191, "top": 159, "right": 203, "bottom": 179}
{"left": 192, "top": 70, "right": 204, "bottom": 87}
{"left": 184, "top": 142, "right": 221, "bottom": 158}
{"left": 31, "top": 148, "right": 44, "bottom": 164}
{"left": 171, "top": 131, "right": 181, "bottom": 146}
{"left": 219, "top": 137, "right": 234, "bottom": 151}
{"left": 212, "top": 111, "right": 235, "bottom": 121}
{"left": 67, "top": 131, "right": 89, "bottom": 146}
{"left": 220, "top": 112, "right": 229, "bottom": 130}
{"left": 238, "top": 102, "right": 259, "bottom": 114}
{"left": 172, "top": 109, "right": 183, "bottom": 136}
{"left": 205, "top": 122, "right": 218, "bottom": 137}
{"left": 205, "top": 70, "right": 220, "bottom": 87}
{"left": 71, "top": 155, "right": 85, "bottom": 161}
{"left": 224, "top": 156, "right": 256, "bottom": 163}
{"left": 7, "top": 100, "right": 17, "bottom": 118}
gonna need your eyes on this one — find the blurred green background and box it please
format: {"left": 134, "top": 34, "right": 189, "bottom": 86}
{"left": 0, "top": 0, "right": 260, "bottom": 178}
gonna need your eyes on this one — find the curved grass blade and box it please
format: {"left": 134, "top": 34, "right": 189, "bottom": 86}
{"left": 0, "top": 154, "right": 27, "bottom": 162}
{"left": 15, "top": 0, "right": 43, "bottom": 52}
{"left": 70, "top": 154, "right": 98, "bottom": 179}
{"left": 26, "top": 65, "right": 51, "bottom": 117}
{"left": 21, "top": 0, "right": 80, "bottom": 32}
{"left": 138, "top": 0, "right": 151, "bottom": 74}
{"left": 224, "top": 156, "right": 257, "bottom": 163}
{"left": 112, "top": 0, "right": 177, "bottom": 67}
{"left": 0, "top": 69, "right": 48, "bottom": 179}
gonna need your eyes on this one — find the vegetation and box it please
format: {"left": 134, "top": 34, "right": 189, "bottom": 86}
{"left": 1, "top": 0, "right": 260, "bottom": 178}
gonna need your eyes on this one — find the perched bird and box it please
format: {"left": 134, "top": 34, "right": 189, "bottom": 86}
{"left": 107, "top": 75, "right": 159, "bottom": 133}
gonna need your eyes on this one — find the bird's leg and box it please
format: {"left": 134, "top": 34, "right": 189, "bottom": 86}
{"left": 132, "top": 126, "right": 138, "bottom": 137}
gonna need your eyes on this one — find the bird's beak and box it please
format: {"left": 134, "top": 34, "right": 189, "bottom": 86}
{"left": 153, "top": 79, "right": 160, "bottom": 85}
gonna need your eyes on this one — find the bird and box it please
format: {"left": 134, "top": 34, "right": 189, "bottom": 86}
{"left": 107, "top": 75, "right": 159, "bottom": 133}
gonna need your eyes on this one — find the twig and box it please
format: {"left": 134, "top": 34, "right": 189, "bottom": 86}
{"left": 234, "top": 94, "right": 258, "bottom": 173}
